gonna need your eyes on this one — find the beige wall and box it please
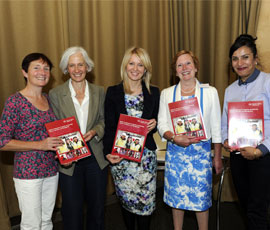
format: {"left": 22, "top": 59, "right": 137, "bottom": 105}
{"left": 257, "top": 1, "right": 270, "bottom": 73}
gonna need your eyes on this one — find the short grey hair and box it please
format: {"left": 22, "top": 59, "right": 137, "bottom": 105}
{"left": 59, "top": 46, "right": 94, "bottom": 74}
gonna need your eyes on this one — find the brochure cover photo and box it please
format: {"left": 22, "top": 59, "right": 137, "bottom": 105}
{"left": 45, "top": 116, "right": 91, "bottom": 164}
{"left": 228, "top": 101, "right": 264, "bottom": 149}
{"left": 111, "top": 114, "right": 148, "bottom": 162}
{"left": 168, "top": 97, "right": 207, "bottom": 140}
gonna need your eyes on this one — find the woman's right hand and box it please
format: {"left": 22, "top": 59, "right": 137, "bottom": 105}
{"left": 39, "top": 137, "right": 63, "bottom": 151}
{"left": 54, "top": 154, "right": 73, "bottom": 167}
{"left": 173, "top": 135, "right": 200, "bottom": 147}
{"left": 106, "top": 154, "right": 123, "bottom": 164}
{"left": 60, "top": 161, "right": 73, "bottom": 167}
{"left": 223, "top": 139, "right": 235, "bottom": 152}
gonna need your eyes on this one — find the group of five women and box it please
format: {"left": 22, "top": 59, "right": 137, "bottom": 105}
{"left": 0, "top": 33, "right": 270, "bottom": 230}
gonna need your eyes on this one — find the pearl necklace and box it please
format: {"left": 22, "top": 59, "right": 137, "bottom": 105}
{"left": 181, "top": 85, "right": 196, "bottom": 94}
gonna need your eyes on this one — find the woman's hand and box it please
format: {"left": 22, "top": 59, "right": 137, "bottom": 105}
{"left": 84, "top": 130, "right": 97, "bottom": 142}
{"left": 62, "top": 163, "right": 72, "bottom": 167}
{"left": 173, "top": 135, "right": 200, "bottom": 147}
{"left": 40, "top": 137, "right": 63, "bottom": 151}
{"left": 212, "top": 143, "right": 223, "bottom": 174}
{"left": 213, "top": 156, "right": 223, "bottom": 175}
{"left": 147, "top": 119, "right": 157, "bottom": 134}
{"left": 239, "top": 147, "right": 262, "bottom": 160}
{"left": 213, "top": 155, "right": 223, "bottom": 175}
{"left": 223, "top": 139, "right": 235, "bottom": 152}
{"left": 106, "top": 154, "right": 123, "bottom": 164}
{"left": 56, "top": 155, "right": 73, "bottom": 167}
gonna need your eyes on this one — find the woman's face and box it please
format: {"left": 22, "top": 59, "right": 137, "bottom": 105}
{"left": 22, "top": 59, "right": 50, "bottom": 87}
{"left": 176, "top": 54, "right": 197, "bottom": 81}
{"left": 231, "top": 46, "right": 257, "bottom": 81}
{"left": 126, "top": 54, "right": 145, "bottom": 83}
{"left": 177, "top": 121, "right": 183, "bottom": 126}
{"left": 67, "top": 52, "right": 87, "bottom": 83}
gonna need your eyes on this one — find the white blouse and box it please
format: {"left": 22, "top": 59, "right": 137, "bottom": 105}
{"left": 157, "top": 79, "right": 222, "bottom": 143}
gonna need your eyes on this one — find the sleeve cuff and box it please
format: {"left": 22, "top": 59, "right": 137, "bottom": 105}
{"left": 257, "top": 144, "right": 269, "bottom": 156}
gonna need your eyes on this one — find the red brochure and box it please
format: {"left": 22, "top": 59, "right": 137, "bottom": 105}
{"left": 111, "top": 114, "right": 148, "bottom": 162}
{"left": 228, "top": 101, "right": 264, "bottom": 149}
{"left": 45, "top": 116, "right": 91, "bottom": 164}
{"left": 168, "top": 97, "right": 207, "bottom": 140}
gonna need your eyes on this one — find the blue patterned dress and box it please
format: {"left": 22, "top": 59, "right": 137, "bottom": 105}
{"left": 111, "top": 93, "right": 157, "bottom": 215}
{"left": 164, "top": 95, "right": 212, "bottom": 211}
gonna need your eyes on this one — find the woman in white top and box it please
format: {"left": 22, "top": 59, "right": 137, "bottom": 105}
{"left": 158, "top": 50, "right": 223, "bottom": 230}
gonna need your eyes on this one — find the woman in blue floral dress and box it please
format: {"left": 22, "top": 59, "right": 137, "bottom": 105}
{"left": 104, "top": 47, "right": 160, "bottom": 230}
{"left": 158, "top": 50, "right": 223, "bottom": 230}
{"left": 0, "top": 53, "right": 63, "bottom": 230}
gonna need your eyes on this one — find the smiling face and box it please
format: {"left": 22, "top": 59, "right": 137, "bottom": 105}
{"left": 126, "top": 54, "right": 145, "bottom": 83}
{"left": 252, "top": 124, "right": 258, "bottom": 131}
{"left": 176, "top": 54, "right": 197, "bottom": 82}
{"left": 177, "top": 120, "right": 183, "bottom": 126}
{"left": 22, "top": 59, "right": 50, "bottom": 87}
{"left": 67, "top": 52, "right": 87, "bottom": 83}
{"left": 192, "top": 118, "right": 197, "bottom": 124}
{"left": 231, "top": 46, "right": 257, "bottom": 81}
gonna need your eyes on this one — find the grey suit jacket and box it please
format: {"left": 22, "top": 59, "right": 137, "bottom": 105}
{"left": 49, "top": 80, "right": 108, "bottom": 176}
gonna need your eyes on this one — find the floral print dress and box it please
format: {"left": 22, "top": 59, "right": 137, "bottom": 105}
{"left": 111, "top": 93, "right": 157, "bottom": 215}
{"left": 164, "top": 95, "right": 212, "bottom": 211}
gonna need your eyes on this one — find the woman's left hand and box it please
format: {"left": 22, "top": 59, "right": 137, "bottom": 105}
{"left": 173, "top": 135, "right": 200, "bottom": 147}
{"left": 83, "top": 130, "right": 97, "bottom": 142}
{"left": 147, "top": 119, "right": 157, "bottom": 133}
{"left": 239, "top": 147, "right": 262, "bottom": 160}
{"left": 106, "top": 154, "right": 123, "bottom": 164}
{"left": 213, "top": 155, "right": 223, "bottom": 175}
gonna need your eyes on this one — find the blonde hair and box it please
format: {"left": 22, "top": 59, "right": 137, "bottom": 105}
{"left": 120, "top": 47, "right": 152, "bottom": 94}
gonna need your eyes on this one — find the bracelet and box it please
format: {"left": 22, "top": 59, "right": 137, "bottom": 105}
{"left": 253, "top": 148, "right": 259, "bottom": 158}
{"left": 170, "top": 134, "right": 175, "bottom": 143}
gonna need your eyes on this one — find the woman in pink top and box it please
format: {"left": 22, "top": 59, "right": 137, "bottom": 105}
{"left": 0, "top": 53, "right": 62, "bottom": 230}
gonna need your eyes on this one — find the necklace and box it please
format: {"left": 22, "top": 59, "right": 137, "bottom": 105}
{"left": 181, "top": 85, "right": 196, "bottom": 94}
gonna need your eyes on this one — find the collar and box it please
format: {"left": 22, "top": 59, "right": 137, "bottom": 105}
{"left": 68, "top": 79, "right": 89, "bottom": 97}
{"left": 238, "top": 68, "right": 260, "bottom": 86}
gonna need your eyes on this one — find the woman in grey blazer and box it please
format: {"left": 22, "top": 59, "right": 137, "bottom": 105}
{"left": 49, "top": 47, "right": 108, "bottom": 230}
